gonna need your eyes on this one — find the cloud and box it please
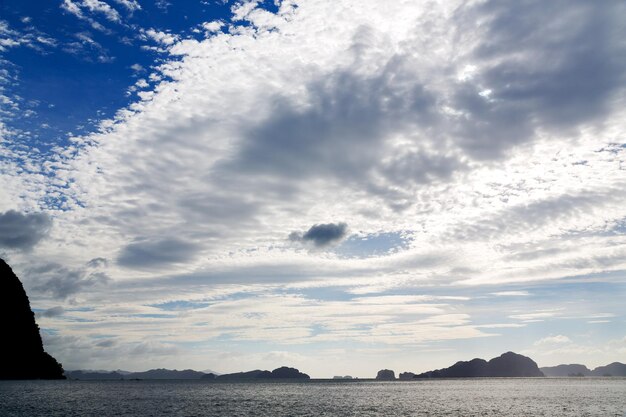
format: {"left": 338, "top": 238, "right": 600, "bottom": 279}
{"left": 449, "top": 0, "right": 626, "bottom": 159}
{"left": 63, "top": 32, "right": 113, "bottom": 62}
{"left": 117, "top": 238, "right": 200, "bottom": 269}
{"left": 27, "top": 262, "right": 110, "bottom": 299}
{"left": 201, "top": 21, "right": 224, "bottom": 34}
{"left": 130, "top": 63, "right": 144, "bottom": 72}
{"left": 290, "top": 223, "right": 348, "bottom": 248}
{"left": 490, "top": 291, "right": 530, "bottom": 297}
{"left": 534, "top": 335, "right": 572, "bottom": 346}
{"left": 0, "top": 19, "right": 57, "bottom": 52}
{"left": 142, "top": 28, "right": 178, "bottom": 46}
{"left": 60, "top": 0, "right": 124, "bottom": 32}
{"left": 0, "top": 210, "right": 51, "bottom": 250}
{"left": 38, "top": 306, "right": 65, "bottom": 318}
{"left": 87, "top": 257, "right": 108, "bottom": 268}
{"left": 77, "top": 0, "right": 121, "bottom": 23}
{"left": 113, "top": 0, "right": 141, "bottom": 12}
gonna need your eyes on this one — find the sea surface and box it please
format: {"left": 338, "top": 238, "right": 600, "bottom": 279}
{"left": 1, "top": 378, "right": 625, "bottom": 416}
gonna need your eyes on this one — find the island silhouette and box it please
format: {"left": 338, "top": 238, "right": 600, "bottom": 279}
{"left": 541, "top": 362, "right": 626, "bottom": 377}
{"left": 397, "top": 352, "right": 545, "bottom": 379}
{"left": 0, "top": 259, "right": 65, "bottom": 379}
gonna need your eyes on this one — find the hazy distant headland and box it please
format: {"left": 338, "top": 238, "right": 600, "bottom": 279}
{"left": 541, "top": 363, "right": 626, "bottom": 377}
{"left": 65, "top": 367, "right": 310, "bottom": 381}
{"left": 65, "top": 354, "right": 626, "bottom": 381}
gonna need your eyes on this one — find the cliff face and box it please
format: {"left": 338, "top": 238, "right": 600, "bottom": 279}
{"left": 375, "top": 369, "right": 396, "bottom": 380}
{"left": 414, "top": 352, "right": 544, "bottom": 378}
{"left": 0, "top": 259, "right": 65, "bottom": 379}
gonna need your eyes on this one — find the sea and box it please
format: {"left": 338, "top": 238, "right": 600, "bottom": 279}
{"left": 1, "top": 378, "right": 625, "bottom": 416}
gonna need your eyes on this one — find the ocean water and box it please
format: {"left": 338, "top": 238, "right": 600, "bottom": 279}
{"left": 1, "top": 378, "right": 625, "bottom": 416}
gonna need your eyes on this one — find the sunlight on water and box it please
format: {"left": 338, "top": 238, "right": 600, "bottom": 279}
{"left": 1, "top": 378, "right": 626, "bottom": 416}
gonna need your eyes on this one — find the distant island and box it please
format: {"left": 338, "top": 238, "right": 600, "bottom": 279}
{"left": 63, "top": 357, "right": 626, "bottom": 381}
{"left": 384, "top": 352, "right": 545, "bottom": 379}
{"left": 541, "top": 363, "right": 626, "bottom": 377}
{"left": 0, "top": 259, "right": 65, "bottom": 380}
{"left": 66, "top": 366, "right": 310, "bottom": 381}
{"left": 204, "top": 366, "right": 310, "bottom": 381}
{"left": 380, "top": 353, "right": 626, "bottom": 380}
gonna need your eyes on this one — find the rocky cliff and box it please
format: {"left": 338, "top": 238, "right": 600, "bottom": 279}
{"left": 0, "top": 259, "right": 65, "bottom": 379}
{"left": 375, "top": 369, "right": 396, "bottom": 380}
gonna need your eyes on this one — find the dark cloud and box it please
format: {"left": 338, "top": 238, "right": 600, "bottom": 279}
{"left": 38, "top": 306, "right": 65, "bottom": 318}
{"left": 0, "top": 210, "right": 52, "bottom": 250}
{"left": 95, "top": 339, "right": 116, "bottom": 348}
{"left": 27, "top": 263, "right": 110, "bottom": 299}
{"left": 87, "top": 257, "right": 108, "bottom": 268}
{"left": 222, "top": 1, "right": 626, "bottom": 195}
{"left": 290, "top": 222, "right": 348, "bottom": 248}
{"left": 117, "top": 238, "right": 200, "bottom": 269}
{"left": 218, "top": 31, "right": 464, "bottom": 209}
{"left": 450, "top": 0, "right": 626, "bottom": 159}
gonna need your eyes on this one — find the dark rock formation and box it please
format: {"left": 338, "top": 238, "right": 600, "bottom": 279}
{"left": 269, "top": 366, "right": 310, "bottom": 379}
{"left": 201, "top": 373, "right": 216, "bottom": 380}
{"left": 216, "top": 366, "right": 309, "bottom": 381}
{"left": 0, "top": 259, "right": 65, "bottom": 379}
{"left": 399, "top": 372, "right": 416, "bottom": 380}
{"left": 540, "top": 364, "right": 592, "bottom": 377}
{"left": 590, "top": 362, "right": 626, "bottom": 377}
{"left": 487, "top": 352, "right": 544, "bottom": 377}
{"left": 414, "top": 352, "right": 544, "bottom": 378}
{"left": 376, "top": 369, "right": 396, "bottom": 380}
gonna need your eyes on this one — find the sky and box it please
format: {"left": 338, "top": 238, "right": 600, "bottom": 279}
{"left": 0, "top": 0, "right": 625, "bottom": 378}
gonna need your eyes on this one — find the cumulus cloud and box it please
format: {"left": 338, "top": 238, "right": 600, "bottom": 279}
{"left": 0, "top": 210, "right": 51, "bottom": 250}
{"left": 290, "top": 222, "right": 348, "bottom": 248}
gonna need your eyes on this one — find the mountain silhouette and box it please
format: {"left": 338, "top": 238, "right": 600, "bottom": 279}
{"left": 590, "top": 362, "right": 626, "bottom": 377}
{"left": 0, "top": 258, "right": 65, "bottom": 379}
{"left": 540, "top": 364, "right": 592, "bottom": 377}
{"left": 541, "top": 362, "right": 626, "bottom": 377}
{"left": 126, "top": 369, "right": 206, "bottom": 380}
{"left": 412, "top": 352, "right": 544, "bottom": 378}
{"left": 216, "top": 366, "right": 310, "bottom": 381}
